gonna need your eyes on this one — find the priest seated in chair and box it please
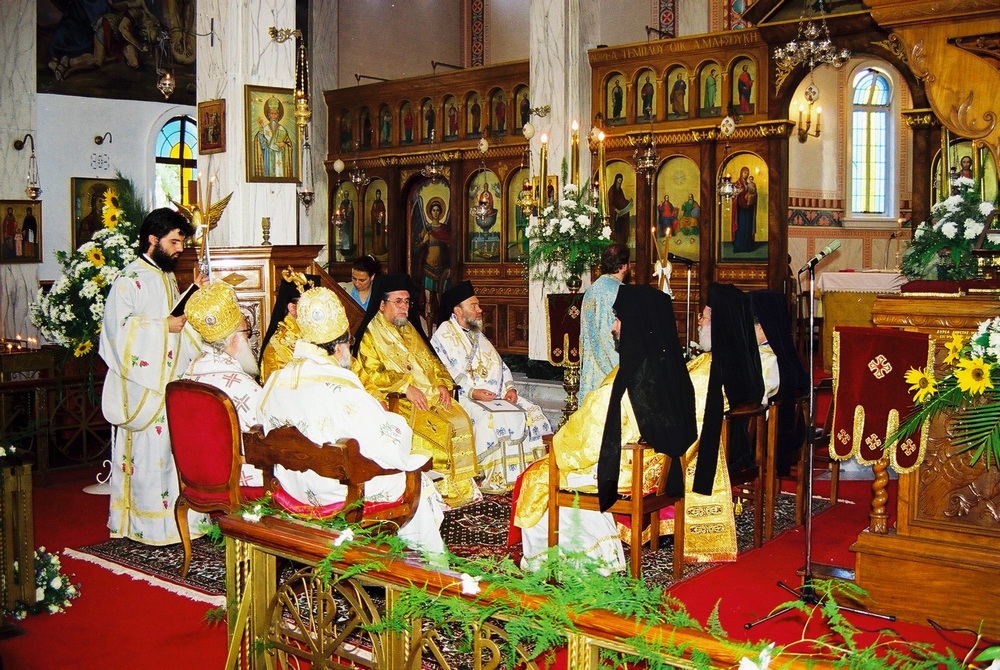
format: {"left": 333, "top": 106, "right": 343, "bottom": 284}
{"left": 257, "top": 286, "right": 446, "bottom": 555}
{"left": 352, "top": 273, "right": 479, "bottom": 508}
{"left": 513, "top": 283, "right": 778, "bottom": 572}
{"left": 431, "top": 281, "right": 552, "bottom": 493}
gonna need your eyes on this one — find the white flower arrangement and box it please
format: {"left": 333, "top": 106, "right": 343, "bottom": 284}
{"left": 902, "top": 179, "right": 999, "bottom": 281}
{"left": 5, "top": 547, "right": 80, "bottom": 620}
{"left": 29, "top": 178, "right": 144, "bottom": 358}
{"left": 526, "top": 168, "right": 610, "bottom": 284}
{"left": 0, "top": 445, "right": 16, "bottom": 458}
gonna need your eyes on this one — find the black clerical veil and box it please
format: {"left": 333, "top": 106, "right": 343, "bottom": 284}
{"left": 351, "top": 273, "right": 430, "bottom": 356}
{"left": 692, "top": 284, "right": 765, "bottom": 495}
{"left": 750, "top": 290, "right": 809, "bottom": 475}
{"left": 597, "top": 285, "right": 697, "bottom": 511}
{"left": 259, "top": 276, "right": 318, "bottom": 365}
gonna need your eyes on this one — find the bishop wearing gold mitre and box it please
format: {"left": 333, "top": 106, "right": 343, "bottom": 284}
{"left": 352, "top": 273, "right": 479, "bottom": 507}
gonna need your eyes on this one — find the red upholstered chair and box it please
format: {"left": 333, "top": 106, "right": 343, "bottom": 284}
{"left": 165, "top": 380, "right": 265, "bottom": 578}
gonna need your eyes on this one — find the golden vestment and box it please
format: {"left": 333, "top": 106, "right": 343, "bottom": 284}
{"left": 354, "top": 312, "right": 478, "bottom": 507}
{"left": 515, "top": 354, "right": 739, "bottom": 564}
{"left": 260, "top": 315, "right": 300, "bottom": 384}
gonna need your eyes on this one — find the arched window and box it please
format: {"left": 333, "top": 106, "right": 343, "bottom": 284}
{"left": 849, "top": 68, "right": 892, "bottom": 216}
{"left": 154, "top": 115, "right": 197, "bottom": 208}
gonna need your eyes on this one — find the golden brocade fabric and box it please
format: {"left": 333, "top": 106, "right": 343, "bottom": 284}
{"left": 355, "top": 313, "right": 478, "bottom": 506}
{"left": 260, "top": 315, "right": 300, "bottom": 385}
{"left": 516, "top": 354, "right": 738, "bottom": 564}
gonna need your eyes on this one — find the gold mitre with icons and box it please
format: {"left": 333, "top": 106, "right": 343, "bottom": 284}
{"left": 297, "top": 287, "right": 349, "bottom": 345}
{"left": 184, "top": 280, "right": 243, "bottom": 343}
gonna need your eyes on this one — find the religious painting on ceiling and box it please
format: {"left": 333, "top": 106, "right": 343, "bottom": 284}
{"left": 607, "top": 75, "right": 626, "bottom": 125}
{"left": 731, "top": 58, "right": 756, "bottom": 116}
{"left": 365, "top": 178, "right": 389, "bottom": 263}
{"left": 37, "top": 0, "right": 197, "bottom": 104}
{"left": 331, "top": 181, "right": 360, "bottom": 264}
{"left": 467, "top": 170, "right": 502, "bottom": 263}
{"left": 666, "top": 67, "right": 689, "bottom": 120}
{"left": 602, "top": 161, "right": 637, "bottom": 250}
{"left": 409, "top": 179, "right": 452, "bottom": 326}
{"left": 718, "top": 151, "right": 768, "bottom": 262}
{"left": 655, "top": 156, "right": 701, "bottom": 261}
{"left": 700, "top": 63, "right": 722, "bottom": 117}
{"left": 637, "top": 69, "right": 657, "bottom": 123}
{"left": 507, "top": 167, "right": 530, "bottom": 262}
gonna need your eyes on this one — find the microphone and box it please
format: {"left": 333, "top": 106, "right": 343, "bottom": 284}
{"left": 798, "top": 240, "right": 841, "bottom": 273}
{"left": 667, "top": 252, "right": 697, "bottom": 265}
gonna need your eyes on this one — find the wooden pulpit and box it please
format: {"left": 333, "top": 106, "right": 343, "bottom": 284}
{"left": 853, "top": 293, "right": 1000, "bottom": 636}
{"left": 175, "top": 245, "right": 365, "bottom": 353}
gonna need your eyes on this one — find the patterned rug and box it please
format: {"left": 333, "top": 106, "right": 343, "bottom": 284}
{"left": 65, "top": 492, "right": 833, "bottom": 601}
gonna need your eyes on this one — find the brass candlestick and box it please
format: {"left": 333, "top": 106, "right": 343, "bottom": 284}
{"left": 261, "top": 217, "right": 271, "bottom": 246}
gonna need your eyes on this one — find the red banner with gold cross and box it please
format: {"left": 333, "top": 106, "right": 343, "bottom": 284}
{"left": 830, "top": 326, "right": 934, "bottom": 473}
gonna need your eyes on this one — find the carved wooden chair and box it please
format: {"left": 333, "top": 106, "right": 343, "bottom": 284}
{"left": 546, "top": 440, "right": 687, "bottom": 579}
{"left": 727, "top": 402, "right": 772, "bottom": 549}
{"left": 242, "top": 425, "right": 429, "bottom": 531}
{"left": 165, "top": 380, "right": 266, "bottom": 578}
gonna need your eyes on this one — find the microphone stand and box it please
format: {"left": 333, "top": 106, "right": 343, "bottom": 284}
{"left": 745, "top": 259, "right": 895, "bottom": 629}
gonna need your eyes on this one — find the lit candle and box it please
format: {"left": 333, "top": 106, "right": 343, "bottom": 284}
{"left": 815, "top": 107, "right": 821, "bottom": 135}
{"left": 798, "top": 105, "right": 804, "bottom": 129}
{"left": 539, "top": 133, "right": 548, "bottom": 210}
{"left": 571, "top": 120, "right": 580, "bottom": 187}
{"left": 597, "top": 131, "right": 607, "bottom": 219}
{"left": 941, "top": 127, "right": 951, "bottom": 200}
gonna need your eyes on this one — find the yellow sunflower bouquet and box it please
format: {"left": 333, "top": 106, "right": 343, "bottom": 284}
{"left": 29, "top": 174, "right": 145, "bottom": 358}
{"left": 897, "top": 317, "right": 1000, "bottom": 469}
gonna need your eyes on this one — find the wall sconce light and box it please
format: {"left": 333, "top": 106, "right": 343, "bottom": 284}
{"left": 94, "top": 132, "right": 113, "bottom": 145}
{"left": 156, "top": 29, "right": 176, "bottom": 99}
{"left": 796, "top": 84, "right": 821, "bottom": 143}
{"left": 521, "top": 105, "right": 551, "bottom": 139}
{"left": 13, "top": 133, "right": 41, "bottom": 200}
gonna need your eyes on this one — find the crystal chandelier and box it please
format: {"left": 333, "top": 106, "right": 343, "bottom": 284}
{"left": 347, "top": 143, "right": 369, "bottom": 188}
{"left": 421, "top": 130, "right": 445, "bottom": 180}
{"left": 773, "top": 1, "right": 850, "bottom": 74}
{"left": 633, "top": 133, "right": 658, "bottom": 184}
{"left": 156, "top": 29, "right": 175, "bottom": 99}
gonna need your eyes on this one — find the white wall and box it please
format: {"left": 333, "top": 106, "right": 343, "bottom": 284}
{"left": 336, "top": 0, "right": 464, "bottom": 87}
{"left": 35, "top": 94, "right": 194, "bottom": 280}
{"left": 487, "top": 0, "right": 530, "bottom": 64}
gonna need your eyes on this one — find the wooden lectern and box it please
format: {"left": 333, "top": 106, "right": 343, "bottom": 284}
{"left": 175, "top": 245, "right": 365, "bottom": 353}
{"left": 853, "top": 293, "right": 1000, "bottom": 637}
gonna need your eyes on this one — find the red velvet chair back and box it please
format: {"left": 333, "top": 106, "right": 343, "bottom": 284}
{"left": 166, "top": 379, "right": 243, "bottom": 509}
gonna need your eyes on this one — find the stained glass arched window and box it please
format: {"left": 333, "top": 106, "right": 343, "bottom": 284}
{"left": 154, "top": 115, "right": 198, "bottom": 209}
{"left": 850, "top": 68, "right": 893, "bottom": 215}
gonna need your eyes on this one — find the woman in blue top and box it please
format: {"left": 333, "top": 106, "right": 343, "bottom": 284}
{"left": 349, "top": 255, "right": 381, "bottom": 310}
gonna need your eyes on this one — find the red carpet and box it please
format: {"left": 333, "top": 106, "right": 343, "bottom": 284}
{"left": 0, "top": 469, "right": 982, "bottom": 667}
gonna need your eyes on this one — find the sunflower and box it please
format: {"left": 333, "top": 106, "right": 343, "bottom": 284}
{"left": 955, "top": 357, "right": 993, "bottom": 395}
{"left": 101, "top": 187, "right": 122, "bottom": 229}
{"left": 86, "top": 247, "right": 105, "bottom": 267}
{"left": 943, "top": 332, "right": 965, "bottom": 365}
{"left": 904, "top": 367, "right": 938, "bottom": 403}
{"left": 73, "top": 340, "right": 93, "bottom": 357}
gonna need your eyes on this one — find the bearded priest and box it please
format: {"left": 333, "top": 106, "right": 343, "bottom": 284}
{"left": 99, "top": 208, "right": 206, "bottom": 545}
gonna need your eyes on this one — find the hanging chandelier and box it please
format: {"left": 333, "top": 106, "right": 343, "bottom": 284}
{"left": 633, "top": 133, "right": 658, "bottom": 184}
{"left": 773, "top": 1, "right": 850, "bottom": 74}
{"left": 346, "top": 142, "right": 369, "bottom": 188}
{"left": 421, "top": 130, "right": 445, "bottom": 180}
{"left": 717, "top": 116, "right": 737, "bottom": 202}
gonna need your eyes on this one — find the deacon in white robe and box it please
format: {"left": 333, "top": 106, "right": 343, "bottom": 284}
{"left": 431, "top": 281, "right": 552, "bottom": 492}
{"left": 183, "top": 280, "right": 264, "bottom": 487}
{"left": 99, "top": 208, "right": 206, "bottom": 545}
{"left": 257, "top": 287, "right": 446, "bottom": 555}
